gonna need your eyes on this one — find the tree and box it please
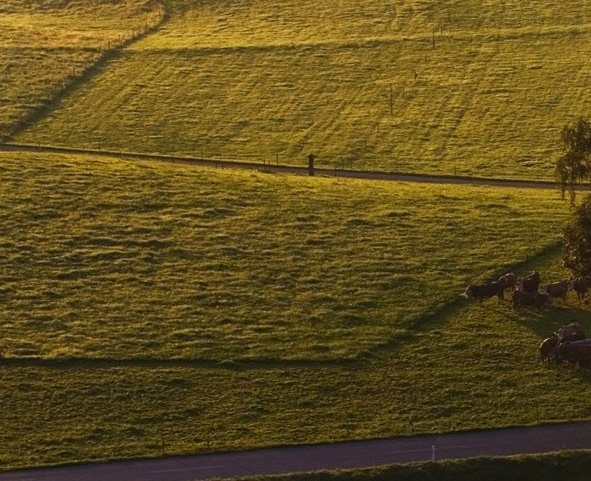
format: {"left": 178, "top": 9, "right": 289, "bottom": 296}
{"left": 562, "top": 194, "right": 591, "bottom": 276}
{"left": 555, "top": 117, "right": 591, "bottom": 202}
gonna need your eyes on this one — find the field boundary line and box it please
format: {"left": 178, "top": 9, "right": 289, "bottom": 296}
{"left": 0, "top": 355, "right": 359, "bottom": 370}
{"left": 2, "top": 1, "right": 169, "bottom": 143}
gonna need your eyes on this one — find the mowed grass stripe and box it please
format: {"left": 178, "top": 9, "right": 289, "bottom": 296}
{"left": 1, "top": 151, "right": 570, "bottom": 362}
{"left": 0, "top": 0, "right": 165, "bottom": 141}
{"left": 14, "top": 0, "right": 591, "bottom": 179}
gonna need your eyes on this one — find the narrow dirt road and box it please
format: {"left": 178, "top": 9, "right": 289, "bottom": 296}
{"left": 0, "top": 142, "right": 567, "bottom": 190}
{"left": 2, "top": 421, "right": 591, "bottom": 481}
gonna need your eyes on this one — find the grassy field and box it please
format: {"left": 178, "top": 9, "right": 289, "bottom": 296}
{"left": 1, "top": 151, "right": 571, "bottom": 361}
{"left": 2, "top": 152, "right": 591, "bottom": 469}
{"left": 4, "top": 0, "right": 591, "bottom": 472}
{"left": 8, "top": 0, "right": 591, "bottom": 179}
{"left": 0, "top": 0, "right": 165, "bottom": 141}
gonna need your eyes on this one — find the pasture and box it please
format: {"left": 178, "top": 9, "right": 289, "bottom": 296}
{"left": 4, "top": 0, "right": 591, "bottom": 472}
{"left": 0, "top": 152, "right": 570, "bottom": 361}
{"left": 2, "top": 151, "right": 591, "bottom": 468}
{"left": 0, "top": 0, "right": 164, "bottom": 141}
{"left": 8, "top": 0, "right": 591, "bottom": 179}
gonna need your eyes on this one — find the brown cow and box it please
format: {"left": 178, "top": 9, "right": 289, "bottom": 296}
{"left": 512, "top": 290, "right": 550, "bottom": 309}
{"left": 541, "top": 280, "right": 569, "bottom": 303}
{"left": 463, "top": 280, "right": 504, "bottom": 303}
{"left": 570, "top": 276, "right": 591, "bottom": 303}
{"left": 539, "top": 336, "right": 558, "bottom": 362}
{"left": 498, "top": 272, "right": 517, "bottom": 290}
{"left": 555, "top": 322, "right": 586, "bottom": 343}
{"left": 518, "top": 271, "right": 540, "bottom": 293}
{"left": 556, "top": 339, "right": 591, "bottom": 368}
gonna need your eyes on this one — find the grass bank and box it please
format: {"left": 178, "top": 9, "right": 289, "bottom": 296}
{"left": 238, "top": 451, "right": 591, "bottom": 481}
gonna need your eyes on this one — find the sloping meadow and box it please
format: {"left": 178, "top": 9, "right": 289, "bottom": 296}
{"left": 1, "top": 151, "right": 570, "bottom": 362}
{"left": 0, "top": 0, "right": 164, "bottom": 141}
{"left": 12, "top": 0, "right": 591, "bottom": 179}
{"left": 3, "top": 152, "right": 591, "bottom": 469}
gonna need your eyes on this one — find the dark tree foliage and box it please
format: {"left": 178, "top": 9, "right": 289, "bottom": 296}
{"left": 556, "top": 117, "right": 591, "bottom": 202}
{"left": 562, "top": 194, "right": 591, "bottom": 276}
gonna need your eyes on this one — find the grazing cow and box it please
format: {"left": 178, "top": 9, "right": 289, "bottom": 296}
{"left": 512, "top": 290, "right": 550, "bottom": 309}
{"left": 518, "top": 271, "right": 541, "bottom": 293}
{"left": 540, "top": 336, "right": 559, "bottom": 362}
{"left": 498, "top": 272, "right": 517, "bottom": 290}
{"left": 556, "top": 339, "right": 591, "bottom": 368}
{"left": 541, "top": 280, "right": 569, "bottom": 303}
{"left": 570, "top": 276, "right": 591, "bottom": 303}
{"left": 463, "top": 280, "right": 505, "bottom": 303}
{"left": 555, "top": 322, "right": 586, "bottom": 343}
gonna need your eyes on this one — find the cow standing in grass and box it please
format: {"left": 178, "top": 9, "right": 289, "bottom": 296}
{"left": 541, "top": 280, "right": 569, "bottom": 303}
{"left": 512, "top": 290, "right": 550, "bottom": 309}
{"left": 498, "top": 272, "right": 517, "bottom": 291}
{"left": 556, "top": 340, "right": 591, "bottom": 368}
{"left": 518, "top": 271, "right": 540, "bottom": 292}
{"left": 570, "top": 276, "right": 591, "bottom": 304}
{"left": 463, "top": 280, "right": 505, "bottom": 303}
{"left": 540, "top": 322, "right": 586, "bottom": 365}
{"left": 540, "top": 336, "right": 559, "bottom": 363}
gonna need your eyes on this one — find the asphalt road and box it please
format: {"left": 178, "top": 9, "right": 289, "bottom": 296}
{"left": 2, "top": 422, "right": 591, "bottom": 481}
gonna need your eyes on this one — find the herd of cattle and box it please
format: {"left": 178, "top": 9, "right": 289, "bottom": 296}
{"left": 463, "top": 271, "right": 591, "bottom": 368}
{"left": 540, "top": 322, "right": 591, "bottom": 368}
{"left": 463, "top": 271, "right": 591, "bottom": 308}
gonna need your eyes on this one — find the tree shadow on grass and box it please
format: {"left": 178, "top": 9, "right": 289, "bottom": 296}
{"left": 506, "top": 302, "right": 591, "bottom": 341}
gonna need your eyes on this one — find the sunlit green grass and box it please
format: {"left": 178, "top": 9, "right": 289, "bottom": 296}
{"left": 12, "top": 0, "right": 591, "bottom": 179}
{"left": 0, "top": 0, "right": 165, "bottom": 141}
{"left": 2, "top": 151, "right": 591, "bottom": 469}
{"left": 5, "top": 0, "right": 591, "bottom": 472}
{"left": 1, "top": 151, "right": 571, "bottom": 361}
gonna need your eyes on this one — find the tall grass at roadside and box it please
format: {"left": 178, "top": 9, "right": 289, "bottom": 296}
{"left": 13, "top": 0, "right": 591, "bottom": 179}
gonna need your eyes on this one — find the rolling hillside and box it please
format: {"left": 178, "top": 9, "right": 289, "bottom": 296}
{"left": 3, "top": 0, "right": 591, "bottom": 472}
{"left": 1, "top": 150, "right": 588, "bottom": 469}
{"left": 8, "top": 0, "right": 591, "bottom": 179}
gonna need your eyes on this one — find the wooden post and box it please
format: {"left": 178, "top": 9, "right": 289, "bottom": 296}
{"left": 432, "top": 23, "right": 435, "bottom": 49}
{"left": 389, "top": 83, "right": 393, "bottom": 114}
{"left": 307, "top": 153, "right": 315, "bottom": 176}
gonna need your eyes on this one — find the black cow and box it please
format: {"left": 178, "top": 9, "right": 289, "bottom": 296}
{"left": 512, "top": 290, "right": 550, "bottom": 309}
{"left": 464, "top": 280, "right": 504, "bottom": 303}
{"left": 518, "top": 271, "right": 540, "bottom": 293}
{"left": 498, "top": 272, "right": 517, "bottom": 290}
{"left": 556, "top": 339, "right": 591, "bottom": 368}
{"left": 541, "top": 280, "right": 569, "bottom": 303}
{"left": 540, "top": 336, "right": 558, "bottom": 363}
